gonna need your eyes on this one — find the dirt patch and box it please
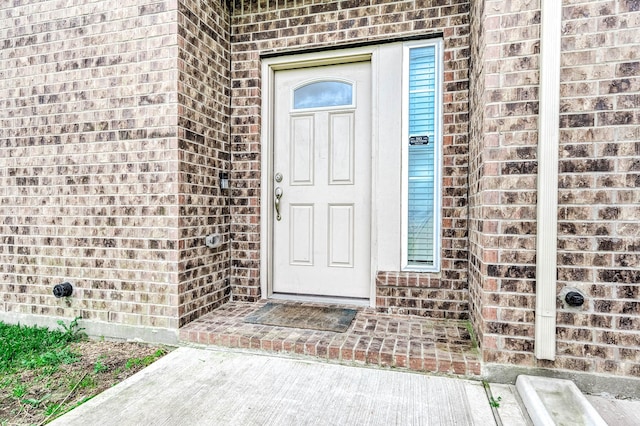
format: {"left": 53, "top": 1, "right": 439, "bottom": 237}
{"left": 0, "top": 340, "right": 170, "bottom": 425}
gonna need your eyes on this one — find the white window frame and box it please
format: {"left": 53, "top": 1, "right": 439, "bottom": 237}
{"left": 401, "top": 39, "right": 443, "bottom": 272}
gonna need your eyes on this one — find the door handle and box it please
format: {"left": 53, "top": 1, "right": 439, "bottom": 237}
{"left": 274, "top": 187, "right": 283, "bottom": 221}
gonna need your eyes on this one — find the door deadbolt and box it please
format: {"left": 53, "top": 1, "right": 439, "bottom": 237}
{"left": 275, "top": 172, "right": 283, "bottom": 183}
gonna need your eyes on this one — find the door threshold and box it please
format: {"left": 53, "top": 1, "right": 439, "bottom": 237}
{"left": 270, "top": 293, "right": 370, "bottom": 307}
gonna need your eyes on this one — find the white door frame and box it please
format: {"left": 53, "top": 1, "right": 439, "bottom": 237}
{"left": 260, "top": 47, "right": 380, "bottom": 307}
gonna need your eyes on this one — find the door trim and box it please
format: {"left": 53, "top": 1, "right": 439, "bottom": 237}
{"left": 260, "top": 47, "right": 380, "bottom": 307}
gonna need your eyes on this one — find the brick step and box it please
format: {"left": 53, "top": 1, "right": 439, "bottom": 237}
{"left": 179, "top": 301, "right": 482, "bottom": 377}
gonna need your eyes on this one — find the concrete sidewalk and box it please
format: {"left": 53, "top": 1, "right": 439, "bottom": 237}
{"left": 50, "top": 347, "right": 517, "bottom": 426}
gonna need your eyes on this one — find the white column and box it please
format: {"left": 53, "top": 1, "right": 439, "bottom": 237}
{"left": 535, "top": 0, "right": 562, "bottom": 360}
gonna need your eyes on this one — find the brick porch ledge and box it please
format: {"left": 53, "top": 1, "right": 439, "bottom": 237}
{"left": 179, "top": 300, "right": 482, "bottom": 377}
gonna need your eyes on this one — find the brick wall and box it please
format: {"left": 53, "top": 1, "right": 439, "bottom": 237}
{"left": 556, "top": 0, "right": 640, "bottom": 377}
{"left": 0, "top": 1, "right": 181, "bottom": 330}
{"left": 229, "top": 0, "right": 472, "bottom": 319}
{"left": 0, "top": 1, "right": 233, "bottom": 335}
{"left": 468, "top": 0, "right": 541, "bottom": 366}
{"left": 176, "top": 0, "right": 231, "bottom": 326}
{"left": 468, "top": 0, "right": 488, "bottom": 348}
{"left": 469, "top": 0, "right": 640, "bottom": 378}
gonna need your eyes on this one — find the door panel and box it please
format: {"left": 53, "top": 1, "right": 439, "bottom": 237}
{"left": 329, "top": 113, "right": 355, "bottom": 185}
{"left": 291, "top": 116, "right": 314, "bottom": 185}
{"left": 273, "top": 61, "right": 371, "bottom": 299}
{"left": 328, "top": 204, "right": 354, "bottom": 267}
{"left": 289, "top": 204, "right": 314, "bottom": 266}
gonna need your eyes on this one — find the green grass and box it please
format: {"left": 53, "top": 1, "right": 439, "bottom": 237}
{"left": 0, "top": 318, "right": 87, "bottom": 423}
{"left": 0, "top": 319, "right": 167, "bottom": 425}
{"left": 0, "top": 318, "right": 86, "bottom": 375}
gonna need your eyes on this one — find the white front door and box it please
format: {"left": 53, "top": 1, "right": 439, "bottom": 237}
{"left": 272, "top": 61, "right": 372, "bottom": 299}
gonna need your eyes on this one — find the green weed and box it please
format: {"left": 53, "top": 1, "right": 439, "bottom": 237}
{"left": 44, "top": 403, "right": 61, "bottom": 417}
{"left": 125, "top": 348, "right": 167, "bottom": 369}
{"left": 0, "top": 376, "right": 15, "bottom": 389}
{"left": 94, "top": 356, "right": 108, "bottom": 374}
{"left": 22, "top": 393, "right": 50, "bottom": 408}
{"left": 489, "top": 395, "right": 502, "bottom": 408}
{"left": 462, "top": 320, "right": 479, "bottom": 353}
{"left": 11, "top": 383, "right": 27, "bottom": 399}
{"left": 78, "top": 375, "right": 97, "bottom": 389}
{"left": 56, "top": 317, "right": 86, "bottom": 341}
{"left": 21, "top": 346, "right": 80, "bottom": 370}
{"left": 41, "top": 365, "right": 59, "bottom": 376}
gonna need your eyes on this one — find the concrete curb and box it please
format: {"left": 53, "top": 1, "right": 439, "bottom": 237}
{"left": 516, "top": 375, "right": 607, "bottom": 426}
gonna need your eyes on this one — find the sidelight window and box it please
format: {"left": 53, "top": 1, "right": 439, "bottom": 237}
{"left": 402, "top": 40, "right": 442, "bottom": 271}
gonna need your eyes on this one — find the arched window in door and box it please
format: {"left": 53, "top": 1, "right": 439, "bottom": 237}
{"left": 293, "top": 80, "right": 354, "bottom": 109}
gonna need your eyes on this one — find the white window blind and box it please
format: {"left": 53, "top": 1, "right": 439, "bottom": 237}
{"left": 406, "top": 45, "right": 439, "bottom": 267}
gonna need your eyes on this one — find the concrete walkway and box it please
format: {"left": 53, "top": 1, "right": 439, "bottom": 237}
{"left": 51, "top": 347, "right": 508, "bottom": 426}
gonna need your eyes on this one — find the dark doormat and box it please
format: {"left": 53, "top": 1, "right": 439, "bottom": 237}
{"left": 244, "top": 302, "right": 358, "bottom": 333}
